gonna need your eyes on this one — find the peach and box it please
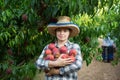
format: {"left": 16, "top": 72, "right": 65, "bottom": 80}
{"left": 22, "top": 14, "right": 28, "bottom": 21}
{"left": 6, "top": 68, "right": 12, "bottom": 74}
{"left": 69, "top": 49, "right": 77, "bottom": 56}
{"left": 52, "top": 47, "right": 60, "bottom": 58}
{"left": 54, "top": 52, "right": 60, "bottom": 58}
{"left": 60, "top": 46, "right": 68, "bottom": 53}
{"left": 45, "top": 49, "right": 52, "bottom": 55}
{"left": 45, "top": 55, "right": 54, "bottom": 60}
{"left": 84, "top": 36, "right": 90, "bottom": 43}
{"left": 61, "top": 54, "right": 69, "bottom": 59}
{"left": 69, "top": 56, "right": 76, "bottom": 62}
{"left": 52, "top": 47, "right": 59, "bottom": 53}
{"left": 7, "top": 48, "right": 13, "bottom": 55}
{"left": 48, "top": 43, "right": 55, "bottom": 50}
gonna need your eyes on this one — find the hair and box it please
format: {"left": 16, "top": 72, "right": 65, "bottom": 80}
{"left": 55, "top": 27, "right": 72, "bottom": 32}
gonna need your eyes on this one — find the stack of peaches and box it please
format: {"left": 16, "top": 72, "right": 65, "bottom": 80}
{"left": 44, "top": 43, "right": 77, "bottom": 62}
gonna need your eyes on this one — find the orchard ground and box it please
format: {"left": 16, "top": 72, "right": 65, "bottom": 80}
{"left": 34, "top": 59, "right": 120, "bottom": 80}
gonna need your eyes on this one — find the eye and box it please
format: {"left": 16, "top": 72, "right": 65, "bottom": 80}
{"left": 64, "top": 29, "right": 69, "bottom": 32}
{"left": 56, "top": 28, "right": 70, "bottom": 32}
{"left": 56, "top": 29, "right": 61, "bottom": 32}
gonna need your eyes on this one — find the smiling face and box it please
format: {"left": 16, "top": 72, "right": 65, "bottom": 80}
{"left": 56, "top": 27, "right": 71, "bottom": 42}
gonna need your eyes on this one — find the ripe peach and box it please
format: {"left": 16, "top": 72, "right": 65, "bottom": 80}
{"left": 52, "top": 47, "right": 59, "bottom": 53}
{"left": 45, "top": 49, "right": 52, "bottom": 55}
{"left": 48, "top": 43, "right": 56, "bottom": 50}
{"left": 6, "top": 68, "right": 12, "bottom": 74}
{"left": 84, "top": 36, "right": 90, "bottom": 43}
{"left": 45, "top": 55, "right": 54, "bottom": 60}
{"left": 54, "top": 52, "right": 60, "bottom": 58}
{"left": 69, "top": 56, "right": 76, "bottom": 62}
{"left": 52, "top": 47, "right": 60, "bottom": 58}
{"left": 61, "top": 54, "right": 69, "bottom": 59}
{"left": 60, "top": 46, "right": 68, "bottom": 53}
{"left": 22, "top": 14, "right": 28, "bottom": 21}
{"left": 7, "top": 48, "right": 13, "bottom": 55}
{"left": 69, "top": 49, "right": 77, "bottom": 56}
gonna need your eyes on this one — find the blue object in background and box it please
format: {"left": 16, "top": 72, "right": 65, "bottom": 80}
{"left": 102, "top": 36, "right": 115, "bottom": 62}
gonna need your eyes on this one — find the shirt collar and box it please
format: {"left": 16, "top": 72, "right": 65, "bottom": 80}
{"left": 55, "top": 40, "right": 72, "bottom": 48}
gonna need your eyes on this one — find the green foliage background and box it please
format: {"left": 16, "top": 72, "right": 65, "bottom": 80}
{"left": 0, "top": 0, "right": 120, "bottom": 79}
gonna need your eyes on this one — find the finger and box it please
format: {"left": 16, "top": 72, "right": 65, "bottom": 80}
{"left": 64, "top": 58, "right": 73, "bottom": 62}
{"left": 65, "top": 59, "right": 74, "bottom": 64}
{"left": 66, "top": 61, "right": 73, "bottom": 64}
{"left": 65, "top": 58, "right": 72, "bottom": 60}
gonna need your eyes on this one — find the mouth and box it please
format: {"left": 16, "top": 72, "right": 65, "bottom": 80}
{"left": 58, "top": 35, "right": 64, "bottom": 38}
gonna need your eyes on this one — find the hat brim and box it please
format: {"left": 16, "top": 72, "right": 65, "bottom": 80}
{"left": 47, "top": 23, "right": 80, "bottom": 37}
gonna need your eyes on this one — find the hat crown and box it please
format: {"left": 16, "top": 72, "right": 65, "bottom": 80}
{"left": 47, "top": 16, "right": 80, "bottom": 37}
{"left": 57, "top": 16, "right": 71, "bottom": 23}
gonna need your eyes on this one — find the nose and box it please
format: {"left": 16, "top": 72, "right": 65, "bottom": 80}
{"left": 59, "top": 30, "right": 64, "bottom": 34}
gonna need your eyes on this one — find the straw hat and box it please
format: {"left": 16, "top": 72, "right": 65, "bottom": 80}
{"left": 47, "top": 16, "right": 80, "bottom": 37}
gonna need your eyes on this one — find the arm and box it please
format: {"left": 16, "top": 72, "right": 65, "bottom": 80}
{"left": 48, "top": 55, "right": 73, "bottom": 68}
{"left": 46, "top": 55, "right": 74, "bottom": 76}
{"left": 59, "top": 44, "right": 83, "bottom": 75}
{"left": 36, "top": 45, "right": 73, "bottom": 70}
{"left": 36, "top": 45, "right": 50, "bottom": 70}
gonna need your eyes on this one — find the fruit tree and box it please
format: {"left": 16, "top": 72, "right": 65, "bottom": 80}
{"left": 0, "top": 0, "right": 120, "bottom": 79}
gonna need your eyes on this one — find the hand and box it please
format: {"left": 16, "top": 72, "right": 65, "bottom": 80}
{"left": 54, "top": 54, "right": 73, "bottom": 67}
{"left": 46, "top": 68, "right": 59, "bottom": 76}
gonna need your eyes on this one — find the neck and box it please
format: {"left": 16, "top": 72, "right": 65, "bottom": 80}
{"left": 57, "top": 40, "right": 68, "bottom": 47}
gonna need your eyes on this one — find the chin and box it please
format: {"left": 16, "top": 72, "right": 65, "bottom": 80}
{"left": 58, "top": 39, "right": 67, "bottom": 41}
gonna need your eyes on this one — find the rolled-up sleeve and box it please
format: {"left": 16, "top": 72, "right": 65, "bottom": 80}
{"left": 35, "top": 46, "right": 50, "bottom": 70}
{"left": 59, "top": 44, "right": 82, "bottom": 75}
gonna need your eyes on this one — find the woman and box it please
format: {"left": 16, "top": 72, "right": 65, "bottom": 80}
{"left": 36, "top": 16, "right": 82, "bottom": 80}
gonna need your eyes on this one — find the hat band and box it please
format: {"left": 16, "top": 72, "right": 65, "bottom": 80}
{"left": 48, "top": 22, "right": 78, "bottom": 26}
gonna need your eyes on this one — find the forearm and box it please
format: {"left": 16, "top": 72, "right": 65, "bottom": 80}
{"left": 46, "top": 68, "right": 60, "bottom": 76}
{"left": 59, "top": 57, "right": 82, "bottom": 75}
{"left": 48, "top": 55, "right": 73, "bottom": 68}
{"left": 48, "top": 60, "right": 57, "bottom": 68}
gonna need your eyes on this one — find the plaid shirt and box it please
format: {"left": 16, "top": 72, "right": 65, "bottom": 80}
{"left": 36, "top": 40, "right": 82, "bottom": 80}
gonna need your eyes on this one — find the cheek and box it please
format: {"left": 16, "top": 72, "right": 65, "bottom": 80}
{"left": 67, "top": 33, "right": 70, "bottom": 38}
{"left": 56, "top": 32, "right": 59, "bottom": 39}
{"left": 67, "top": 31, "right": 70, "bottom": 35}
{"left": 56, "top": 32, "right": 58, "bottom": 36}
{"left": 55, "top": 31, "right": 70, "bottom": 38}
